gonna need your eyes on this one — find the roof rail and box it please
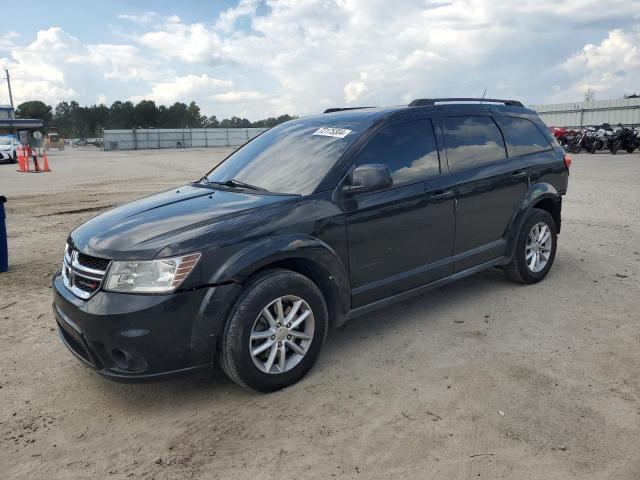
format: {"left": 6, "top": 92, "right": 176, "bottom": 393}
{"left": 409, "top": 98, "right": 524, "bottom": 107}
{"left": 323, "top": 107, "right": 374, "bottom": 114}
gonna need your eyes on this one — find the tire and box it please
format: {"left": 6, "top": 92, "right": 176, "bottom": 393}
{"left": 218, "top": 269, "right": 328, "bottom": 392}
{"left": 611, "top": 141, "right": 621, "bottom": 155}
{"left": 589, "top": 141, "right": 600, "bottom": 154}
{"left": 12, "top": 152, "right": 17, "bottom": 164}
{"left": 570, "top": 143, "right": 581, "bottom": 154}
{"left": 626, "top": 147, "right": 635, "bottom": 154}
{"left": 504, "top": 209, "right": 558, "bottom": 285}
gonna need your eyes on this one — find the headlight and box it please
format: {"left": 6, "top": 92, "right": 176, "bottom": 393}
{"left": 104, "top": 253, "right": 201, "bottom": 293}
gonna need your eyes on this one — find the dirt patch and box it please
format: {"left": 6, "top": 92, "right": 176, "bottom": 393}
{"left": 1, "top": 149, "right": 639, "bottom": 479}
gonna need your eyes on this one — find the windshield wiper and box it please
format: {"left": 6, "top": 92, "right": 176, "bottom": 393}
{"left": 201, "top": 178, "right": 268, "bottom": 192}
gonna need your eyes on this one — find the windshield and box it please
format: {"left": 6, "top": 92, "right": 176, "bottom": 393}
{"left": 205, "top": 119, "right": 366, "bottom": 195}
{"left": 0, "top": 138, "right": 12, "bottom": 145}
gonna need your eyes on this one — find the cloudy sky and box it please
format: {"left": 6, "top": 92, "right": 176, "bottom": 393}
{"left": 1, "top": 0, "right": 639, "bottom": 120}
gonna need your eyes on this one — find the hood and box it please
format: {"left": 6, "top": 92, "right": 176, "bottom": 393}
{"left": 70, "top": 184, "right": 296, "bottom": 260}
{"left": 0, "top": 145, "right": 12, "bottom": 150}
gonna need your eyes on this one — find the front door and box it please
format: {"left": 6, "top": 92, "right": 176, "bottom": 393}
{"left": 344, "top": 118, "right": 455, "bottom": 308}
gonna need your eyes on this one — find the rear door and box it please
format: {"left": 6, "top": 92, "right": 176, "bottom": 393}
{"left": 344, "top": 117, "right": 455, "bottom": 307}
{"left": 442, "top": 114, "right": 529, "bottom": 271}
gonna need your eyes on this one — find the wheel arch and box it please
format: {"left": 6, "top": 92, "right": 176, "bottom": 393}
{"left": 208, "top": 234, "right": 350, "bottom": 325}
{"left": 506, "top": 182, "right": 562, "bottom": 255}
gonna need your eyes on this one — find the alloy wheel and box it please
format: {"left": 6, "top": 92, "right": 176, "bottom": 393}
{"left": 249, "top": 295, "right": 315, "bottom": 374}
{"left": 525, "top": 222, "right": 552, "bottom": 273}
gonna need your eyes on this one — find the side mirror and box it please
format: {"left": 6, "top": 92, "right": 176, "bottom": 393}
{"left": 343, "top": 164, "right": 392, "bottom": 195}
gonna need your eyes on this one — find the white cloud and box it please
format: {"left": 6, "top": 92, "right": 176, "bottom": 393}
{"left": 551, "top": 29, "right": 640, "bottom": 100}
{"left": 126, "top": 0, "right": 640, "bottom": 116}
{"left": 5, "top": 1, "right": 640, "bottom": 119}
{"left": 136, "top": 16, "right": 228, "bottom": 65}
{"left": 344, "top": 81, "right": 368, "bottom": 103}
{"left": 213, "top": 90, "right": 267, "bottom": 102}
{"left": 117, "top": 12, "right": 157, "bottom": 24}
{"left": 215, "top": 0, "right": 260, "bottom": 32}
{"left": 3, "top": 27, "right": 166, "bottom": 107}
{"left": 132, "top": 74, "right": 234, "bottom": 105}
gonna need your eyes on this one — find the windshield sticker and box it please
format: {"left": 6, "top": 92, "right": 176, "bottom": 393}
{"left": 312, "top": 127, "right": 352, "bottom": 138}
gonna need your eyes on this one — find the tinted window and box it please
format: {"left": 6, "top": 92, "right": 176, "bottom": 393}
{"left": 443, "top": 116, "right": 507, "bottom": 171}
{"left": 500, "top": 116, "right": 551, "bottom": 155}
{"left": 206, "top": 120, "right": 365, "bottom": 195}
{"left": 356, "top": 119, "right": 440, "bottom": 185}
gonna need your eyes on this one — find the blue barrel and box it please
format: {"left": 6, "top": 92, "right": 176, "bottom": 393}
{"left": 0, "top": 196, "right": 7, "bottom": 273}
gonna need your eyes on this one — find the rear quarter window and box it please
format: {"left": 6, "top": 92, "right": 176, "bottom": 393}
{"left": 499, "top": 116, "right": 552, "bottom": 156}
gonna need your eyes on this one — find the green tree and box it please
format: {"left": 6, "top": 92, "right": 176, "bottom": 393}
{"left": 15, "top": 100, "right": 53, "bottom": 125}
{"left": 133, "top": 100, "right": 159, "bottom": 128}
{"left": 109, "top": 101, "right": 135, "bottom": 129}
{"left": 186, "top": 101, "right": 206, "bottom": 127}
{"left": 166, "top": 102, "right": 189, "bottom": 127}
{"left": 204, "top": 115, "right": 219, "bottom": 128}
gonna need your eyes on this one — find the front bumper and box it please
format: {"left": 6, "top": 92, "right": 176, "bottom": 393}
{"left": 52, "top": 271, "right": 241, "bottom": 382}
{"left": 0, "top": 151, "right": 14, "bottom": 163}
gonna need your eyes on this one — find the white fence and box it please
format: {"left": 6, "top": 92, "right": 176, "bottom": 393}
{"left": 531, "top": 97, "right": 640, "bottom": 129}
{"left": 103, "top": 128, "right": 268, "bottom": 151}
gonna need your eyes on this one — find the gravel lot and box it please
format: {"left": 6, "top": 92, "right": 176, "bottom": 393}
{"left": 1, "top": 147, "right": 639, "bottom": 479}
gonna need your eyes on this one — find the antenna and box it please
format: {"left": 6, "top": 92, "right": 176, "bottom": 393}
{"left": 480, "top": 88, "right": 487, "bottom": 104}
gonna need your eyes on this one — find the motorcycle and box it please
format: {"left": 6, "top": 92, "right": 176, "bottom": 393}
{"left": 609, "top": 126, "right": 639, "bottom": 154}
{"left": 570, "top": 127, "right": 596, "bottom": 153}
{"left": 589, "top": 123, "right": 614, "bottom": 154}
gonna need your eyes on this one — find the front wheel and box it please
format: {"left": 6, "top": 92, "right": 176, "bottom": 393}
{"left": 611, "top": 141, "right": 621, "bottom": 155}
{"left": 218, "top": 269, "right": 328, "bottom": 392}
{"left": 626, "top": 147, "right": 635, "bottom": 154}
{"left": 12, "top": 152, "right": 17, "bottom": 164}
{"left": 504, "top": 209, "right": 558, "bottom": 284}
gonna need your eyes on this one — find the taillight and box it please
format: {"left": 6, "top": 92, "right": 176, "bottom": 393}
{"left": 564, "top": 153, "right": 572, "bottom": 169}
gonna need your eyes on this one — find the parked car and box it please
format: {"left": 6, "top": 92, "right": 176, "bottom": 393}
{"left": 72, "top": 138, "right": 87, "bottom": 147}
{"left": 0, "top": 136, "right": 21, "bottom": 164}
{"left": 53, "top": 98, "right": 570, "bottom": 392}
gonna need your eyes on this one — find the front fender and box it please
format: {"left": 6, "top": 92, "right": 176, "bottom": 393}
{"left": 208, "top": 234, "right": 351, "bottom": 312}
{"left": 506, "top": 182, "right": 560, "bottom": 255}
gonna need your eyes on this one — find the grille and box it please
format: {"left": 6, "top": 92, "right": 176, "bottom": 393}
{"left": 77, "top": 252, "right": 110, "bottom": 271}
{"left": 62, "top": 245, "right": 110, "bottom": 299}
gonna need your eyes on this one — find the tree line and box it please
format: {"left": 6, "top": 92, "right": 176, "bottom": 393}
{"left": 14, "top": 100, "right": 296, "bottom": 138}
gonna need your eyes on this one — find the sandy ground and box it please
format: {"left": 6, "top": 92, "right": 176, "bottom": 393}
{"left": 0, "top": 147, "right": 639, "bottom": 479}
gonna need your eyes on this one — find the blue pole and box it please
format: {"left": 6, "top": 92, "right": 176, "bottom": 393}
{"left": 0, "top": 196, "right": 7, "bottom": 273}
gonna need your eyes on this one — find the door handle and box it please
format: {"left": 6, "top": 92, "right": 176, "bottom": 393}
{"left": 427, "top": 189, "right": 454, "bottom": 202}
{"left": 511, "top": 169, "right": 528, "bottom": 179}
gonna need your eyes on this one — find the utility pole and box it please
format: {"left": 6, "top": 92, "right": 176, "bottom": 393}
{"left": 4, "top": 68, "right": 14, "bottom": 108}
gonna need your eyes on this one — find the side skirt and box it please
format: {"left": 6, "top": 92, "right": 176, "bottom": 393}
{"left": 339, "top": 256, "right": 510, "bottom": 325}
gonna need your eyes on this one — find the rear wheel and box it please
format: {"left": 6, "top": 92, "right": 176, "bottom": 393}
{"left": 218, "top": 269, "right": 328, "bottom": 392}
{"left": 626, "top": 147, "right": 635, "bottom": 154}
{"left": 504, "top": 209, "right": 557, "bottom": 284}
{"left": 589, "top": 141, "right": 601, "bottom": 154}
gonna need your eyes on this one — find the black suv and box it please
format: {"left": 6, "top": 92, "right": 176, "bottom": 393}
{"left": 53, "top": 98, "right": 570, "bottom": 392}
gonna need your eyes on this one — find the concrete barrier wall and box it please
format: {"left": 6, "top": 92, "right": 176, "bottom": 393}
{"left": 531, "top": 98, "right": 640, "bottom": 129}
{"left": 103, "top": 128, "right": 268, "bottom": 151}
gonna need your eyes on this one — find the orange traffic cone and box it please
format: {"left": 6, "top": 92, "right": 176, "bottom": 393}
{"left": 42, "top": 150, "right": 51, "bottom": 172}
{"left": 20, "top": 150, "right": 28, "bottom": 172}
